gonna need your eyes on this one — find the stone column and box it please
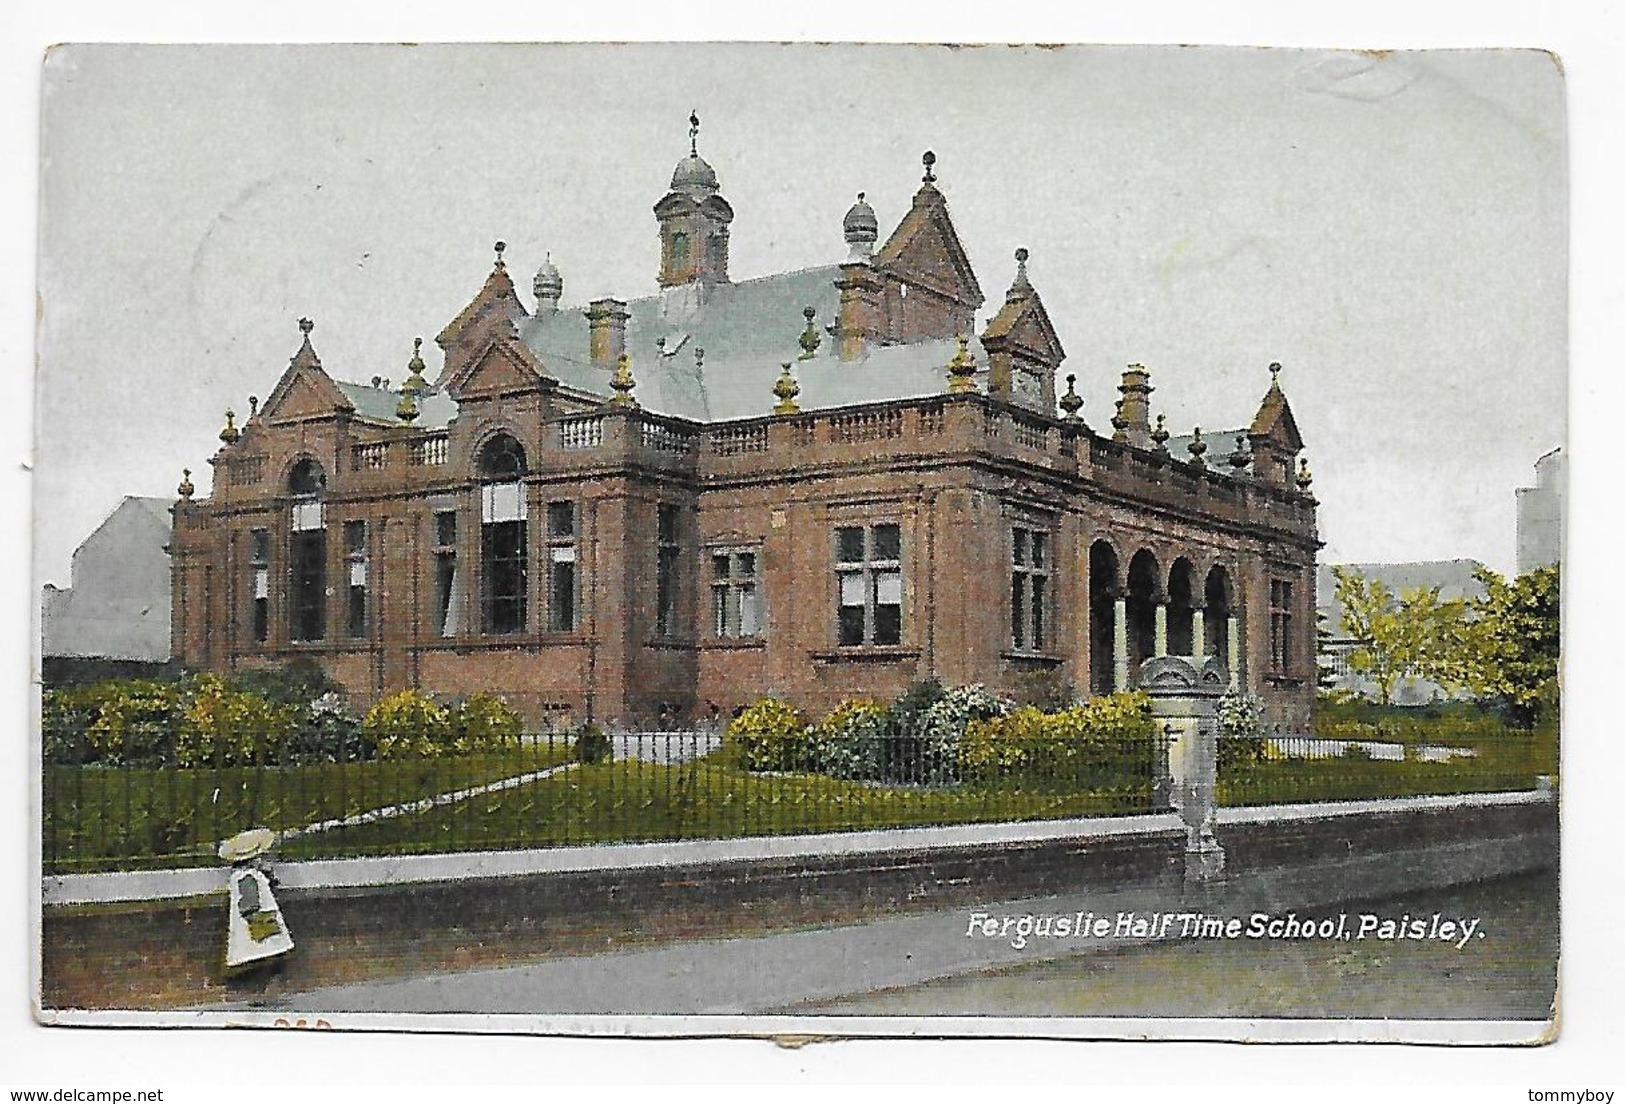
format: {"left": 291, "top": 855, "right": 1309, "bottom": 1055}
{"left": 1139, "top": 653, "right": 1229, "bottom": 882}
{"left": 1153, "top": 599, "right": 1168, "bottom": 658}
{"left": 1227, "top": 615, "right": 1241, "bottom": 690}
{"left": 1191, "top": 607, "right": 1206, "bottom": 657}
{"left": 1113, "top": 596, "right": 1129, "bottom": 692}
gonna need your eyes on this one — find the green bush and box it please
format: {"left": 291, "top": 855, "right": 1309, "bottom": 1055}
{"left": 363, "top": 689, "right": 454, "bottom": 759}
{"left": 958, "top": 691, "right": 1160, "bottom": 790}
{"left": 724, "top": 698, "right": 812, "bottom": 772}
{"left": 451, "top": 692, "right": 524, "bottom": 751}
{"left": 1216, "top": 689, "right": 1268, "bottom": 773}
{"left": 809, "top": 700, "right": 888, "bottom": 779}
{"left": 66, "top": 680, "right": 184, "bottom": 767}
{"left": 285, "top": 691, "right": 374, "bottom": 763}
{"left": 174, "top": 673, "right": 300, "bottom": 767}
{"left": 573, "top": 722, "right": 610, "bottom": 765}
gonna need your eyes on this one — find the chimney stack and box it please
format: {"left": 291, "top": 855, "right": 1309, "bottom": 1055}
{"left": 586, "top": 298, "right": 630, "bottom": 371}
{"left": 1114, "top": 365, "right": 1154, "bottom": 448}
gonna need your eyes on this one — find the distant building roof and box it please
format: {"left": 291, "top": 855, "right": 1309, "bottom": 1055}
{"left": 1316, "top": 559, "right": 1488, "bottom": 636}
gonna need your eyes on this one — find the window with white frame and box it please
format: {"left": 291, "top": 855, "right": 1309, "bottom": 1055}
{"left": 656, "top": 504, "right": 682, "bottom": 637}
{"left": 835, "top": 523, "right": 902, "bottom": 647}
{"left": 287, "top": 459, "right": 327, "bottom": 643}
{"left": 345, "top": 520, "right": 368, "bottom": 639}
{"left": 432, "top": 509, "right": 460, "bottom": 638}
{"left": 1011, "top": 526, "right": 1050, "bottom": 651}
{"left": 547, "top": 501, "right": 577, "bottom": 632}
{"left": 711, "top": 548, "right": 761, "bottom": 639}
{"left": 249, "top": 528, "right": 269, "bottom": 644}
{"left": 1270, "top": 578, "right": 1295, "bottom": 675}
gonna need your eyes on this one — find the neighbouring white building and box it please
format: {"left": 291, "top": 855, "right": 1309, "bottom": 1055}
{"left": 1516, "top": 447, "right": 1563, "bottom": 575}
{"left": 42, "top": 496, "right": 173, "bottom": 666}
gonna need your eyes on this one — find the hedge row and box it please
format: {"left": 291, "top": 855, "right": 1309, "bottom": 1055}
{"left": 43, "top": 668, "right": 524, "bottom": 768}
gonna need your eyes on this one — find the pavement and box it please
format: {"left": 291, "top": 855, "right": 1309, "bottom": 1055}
{"left": 237, "top": 879, "right": 1199, "bottom": 1016}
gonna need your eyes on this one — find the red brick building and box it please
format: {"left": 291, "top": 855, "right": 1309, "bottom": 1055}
{"left": 171, "top": 126, "right": 1320, "bottom": 729}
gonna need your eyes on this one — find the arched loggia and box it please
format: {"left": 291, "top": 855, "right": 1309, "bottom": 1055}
{"left": 1205, "top": 563, "right": 1240, "bottom": 688}
{"left": 1168, "top": 557, "right": 1198, "bottom": 655}
{"left": 1088, "top": 540, "right": 1121, "bottom": 695}
{"left": 1126, "top": 549, "right": 1161, "bottom": 684}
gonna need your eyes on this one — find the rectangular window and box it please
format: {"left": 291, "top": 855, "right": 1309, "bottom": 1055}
{"left": 656, "top": 504, "right": 682, "bottom": 637}
{"left": 1011, "top": 527, "right": 1050, "bottom": 651}
{"left": 481, "top": 485, "right": 527, "bottom": 635}
{"left": 249, "top": 528, "right": 269, "bottom": 644}
{"left": 835, "top": 522, "right": 902, "bottom": 647}
{"left": 432, "top": 510, "right": 459, "bottom": 638}
{"left": 1270, "top": 579, "right": 1295, "bottom": 674}
{"left": 289, "top": 530, "right": 325, "bottom": 642}
{"left": 711, "top": 549, "right": 761, "bottom": 638}
{"left": 547, "top": 501, "right": 577, "bottom": 632}
{"left": 345, "top": 520, "right": 368, "bottom": 639}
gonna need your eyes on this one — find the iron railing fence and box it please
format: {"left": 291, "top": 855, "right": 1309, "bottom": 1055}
{"left": 1215, "top": 724, "right": 1557, "bottom": 808}
{"left": 41, "top": 722, "right": 1172, "bottom": 875}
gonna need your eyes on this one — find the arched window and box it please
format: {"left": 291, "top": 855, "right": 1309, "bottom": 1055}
{"left": 477, "top": 433, "right": 527, "bottom": 480}
{"left": 287, "top": 458, "right": 328, "bottom": 642}
{"left": 288, "top": 458, "right": 326, "bottom": 496}
{"left": 477, "top": 432, "right": 528, "bottom": 634}
{"left": 670, "top": 231, "right": 690, "bottom": 267}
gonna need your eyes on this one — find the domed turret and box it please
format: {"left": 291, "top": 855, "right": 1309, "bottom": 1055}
{"left": 533, "top": 252, "right": 563, "bottom": 313}
{"left": 670, "top": 152, "right": 719, "bottom": 195}
{"left": 844, "top": 192, "right": 878, "bottom": 261}
{"left": 655, "top": 111, "right": 734, "bottom": 289}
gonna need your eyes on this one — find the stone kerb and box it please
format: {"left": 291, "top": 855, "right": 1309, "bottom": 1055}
{"left": 1138, "top": 653, "right": 1228, "bottom": 881}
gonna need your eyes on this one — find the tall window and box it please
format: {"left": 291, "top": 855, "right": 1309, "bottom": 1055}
{"left": 835, "top": 523, "right": 902, "bottom": 647}
{"left": 656, "top": 504, "right": 682, "bottom": 637}
{"left": 547, "top": 501, "right": 577, "bottom": 632}
{"left": 1270, "top": 578, "right": 1295, "bottom": 674}
{"left": 345, "top": 520, "right": 368, "bottom": 639}
{"left": 432, "top": 510, "right": 459, "bottom": 638}
{"left": 711, "top": 549, "right": 761, "bottom": 638}
{"left": 288, "top": 459, "right": 326, "bottom": 643}
{"left": 670, "top": 231, "right": 690, "bottom": 266}
{"left": 249, "top": 528, "right": 269, "bottom": 644}
{"left": 1011, "top": 527, "right": 1049, "bottom": 651}
{"left": 479, "top": 433, "right": 528, "bottom": 636}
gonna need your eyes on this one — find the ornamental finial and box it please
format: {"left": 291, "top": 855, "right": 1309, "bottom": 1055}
{"left": 1297, "top": 456, "right": 1314, "bottom": 492}
{"left": 1229, "top": 433, "right": 1251, "bottom": 471}
{"left": 493, "top": 240, "right": 507, "bottom": 268}
{"left": 1151, "top": 413, "right": 1170, "bottom": 453}
{"left": 177, "top": 468, "right": 194, "bottom": 499}
{"left": 248, "top": 395, "right": 259, "bottom": 417}
{"left": 219, "top": 409, "right": 240, "bottom": 445}
{"left": 772, "top": 362, "right": 802, "bottom": 416}
{"left": 1011, "top": 247, "right": 1032, "bottom": 297}
{"left": 1270, "top": 361, "right": 1282, "bottom": 387}
{"left": 1059, "top": 373, "right": 1083, "bottom": 420}
{"left": 298, "top": 317, "right": 314, "bottom": 337}
{"left": 402, "top": 337, "right": 428, "bottom": 395}
{"left": 946, "top": 334, "right": 978, "bottom": 394}
{"left": 798, "top": 306, "right": 822, "bottom": 360}
{"left": 609, "top": 353, "right": 638, "bottom": 406}
{"left": 1188, "top": 426, "right": 1208, "bottom": 468}
{"left": 689, "top": 110, "right": 700, "bottom": 156}
{"left": 922, "top": 150, "right": 937, "bottom": 184}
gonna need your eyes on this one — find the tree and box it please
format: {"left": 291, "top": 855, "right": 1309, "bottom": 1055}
{"left": 1457, "top": 564, "right": 1560, "bottom": 728}
{"left": 1331, "top": 567, "right": 1466, "bottom": 706}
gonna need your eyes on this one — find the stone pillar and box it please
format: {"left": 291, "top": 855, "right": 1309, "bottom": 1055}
{"left": 1139, "top": 653, "right": 1229, "bottom": 882}
{"left": 1192, "top": 607, "right": 1206, "bottom": 657}
{"left": 1227, "top": 615, "right": 1241, "bottom": 691}
{"left": 1113, "top": 596, "right": 1129, "bottom": 692}
{"left": 1154, "top": 601, "right": 1168, "bottom": 658}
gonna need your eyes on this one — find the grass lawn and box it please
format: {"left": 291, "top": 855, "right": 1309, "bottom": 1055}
{"left": 43, "top": 742, "right": 575, "bottom": 873}
{"left": 280, "top": 757, "right": 1162, "bottom": 859}
{"left": 1219, "top": 729, "right": 1556, "bottom": 806}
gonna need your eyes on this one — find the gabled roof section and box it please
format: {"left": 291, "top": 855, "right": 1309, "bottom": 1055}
{"left": 1248, "top": 374, "right": 1304, "bottom": 452}
{"left": 435, "top": 247, "right": 530, "bottom": 351}
{"left": 873, "top": 184, "right": 984, "bottom": 308}
{"left": 443, "top": 321, "right": 551, "bottom": 401}
{"left": 981, "top": 263, "right": 1066, "bottom": 366}
{"left": 258, "top": 322, "right": 356, "bottom": 424}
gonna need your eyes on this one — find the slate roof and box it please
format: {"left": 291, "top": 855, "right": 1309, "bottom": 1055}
{"left": 335, "top": 381, "right": 459, "bottom": 430}
{"left": 516, "top": 266, "right": 989, "bottom": 422}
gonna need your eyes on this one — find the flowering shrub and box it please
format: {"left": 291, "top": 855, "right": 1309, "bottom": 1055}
{"left": 573, "top": 722, "right": 610, "bottom": 765}
{"left": 363, "top": 689, "right": 454, "bottom": 759}
{"left": 174, "top": 674, "right": 299, "bottom": 768}
{"left": 809, "top": 699, "right": 888, "bottom": 779}
{"left": 1216, "top": 689, "right": 1268, "bottom": 773}
{"left": 904, "top": 684, "right": 1015, "bottom": 784}
{"left": 724, "top": 698, "right": 812, "bottom": 772}
{"left": 450, "top": 692, "right": 525, "bottom": 751}
{"left": 69, "top": 680, "right": 183, "bottom": 767}
{"left": 959, "top": 691, "right": 1159, "bottom": 788}
{"left": 284, "top": 691, "right": 373, "bottom": 763}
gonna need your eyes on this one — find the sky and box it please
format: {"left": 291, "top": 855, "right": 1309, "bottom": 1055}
{"left": 33, "top": 43, "right": 1565, "bottom": 581}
